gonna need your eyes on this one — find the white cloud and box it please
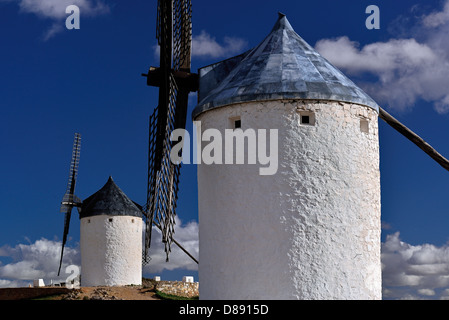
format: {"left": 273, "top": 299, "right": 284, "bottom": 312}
{"left": 18, "top": 0, "right": 109, "bottom": 19}
{"left": 5, "top": 0, "right": 110, "bottom": 40}
{"left": 192, "top": 31, "right": 247, "bottom": 59}
{"left": 0, "top": 279, "right": 29, "bottom": 288}
{"left": 42, "top": 22, "right": 64, "bottom": 41}
{"left": 153, "top": 31, "right": 247, "bottom": 60}
{"left": 382, "top": 232, "right": 449, "bottom": 299}
{"left": 315, "top": 37, "right": 438, "bottom": 76}
{"left": 315, "top": 0, "right": 449, "bottom": 114}
{"left": 417, "top": 288, "right": 436, "bottom": 296}
{"left": 422, "top": 1, "right": 449, "bottom": 28}
{"left": 0, "top": 238, "right": 79, "bottom": 286}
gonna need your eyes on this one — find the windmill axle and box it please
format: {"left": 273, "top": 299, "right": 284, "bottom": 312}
{"left": 142, "top": 66, "right": 199, "bottom": 92}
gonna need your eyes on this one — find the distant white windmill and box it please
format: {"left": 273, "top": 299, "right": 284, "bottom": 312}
{"left": 57, "top": 134, "right": 143, "bottom": 287}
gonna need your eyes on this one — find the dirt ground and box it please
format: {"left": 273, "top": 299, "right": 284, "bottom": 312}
{"left": 0, "top": 278, "right": 162, "bottom": 300}
{"left": 56, "top": 286, "right": 161, "bottom": 300}
{"left": 0, "top": 279, "right": 201, "bottom": 300}
{"left": 52, "top": 278, "right": 162, "bottom": 300}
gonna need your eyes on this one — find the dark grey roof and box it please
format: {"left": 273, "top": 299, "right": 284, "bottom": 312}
{"left": 192, "top": 13, "right": 379, "bottom": 119}
{"left": 80, "top": 177, "right": 143, "bottom": 219}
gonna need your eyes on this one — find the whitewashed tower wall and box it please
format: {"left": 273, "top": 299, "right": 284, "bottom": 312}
{"left": 80, "top": 215, "right": 142, "bottom": 287}
{"left": 193, "top": 14, "right": 382, "bottom": 300}
{"left": 196, "top": 100, "right": 381, "bottom": 299}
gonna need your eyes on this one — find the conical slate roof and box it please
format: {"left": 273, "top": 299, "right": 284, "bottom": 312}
{"left": 80, "top": 177, "right": 143, "bottom": 219}
{"left": 192, "top": 13, "right": 379, "bottom": 119}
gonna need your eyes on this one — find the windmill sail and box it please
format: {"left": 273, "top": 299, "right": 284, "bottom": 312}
{"left": 58, "top": 133, "right": 81, "bottom": 276}
{"left": 142, "top": 0, "right": 198, "bottom": 264}
{"left": 145, "top": 76, "right": 181, "bottom": 263}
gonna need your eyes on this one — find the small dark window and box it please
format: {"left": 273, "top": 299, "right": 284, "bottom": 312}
{"left": 234, "top": 119, "right": 241, "bottom": 129}
{"left": 298, "top": 111, "right": 315, "bottom": 126}
{"left": 88, "top": 219, "right": 91, "bottom": 223}
{"left": 301, "top": 116, "right": 310, "bottom": 124}
{"left": 109, "top": 218, "right": 113, "bottom": 222}
{"left": 229, "top": 116, "right": 242, "bottom": 129}
{"left": 360, "top": 119, "right": 369, "bottom": 134}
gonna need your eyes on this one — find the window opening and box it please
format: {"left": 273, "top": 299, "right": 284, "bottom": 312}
{"left": 360, "top": 119, "right": 369, "bottom": 134}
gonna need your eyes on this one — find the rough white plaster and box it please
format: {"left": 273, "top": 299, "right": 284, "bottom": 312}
{"left": 80, "top": 215, "right": 142, "bottom": 287}
{"left": 196, "top": 100, "right": 381, "bottom": 300}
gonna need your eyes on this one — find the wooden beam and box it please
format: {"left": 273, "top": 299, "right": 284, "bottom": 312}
{"left": 142, "top": 67, "right": 199, "bottom": 93}
{"left": 379, "top": 107, "right": 449, "bottom": 172}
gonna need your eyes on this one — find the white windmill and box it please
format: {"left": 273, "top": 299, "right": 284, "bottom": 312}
{"left": 191, "top": 10, "right": 449, "bottom": 299}
{"left": 193, "top": 13, "right": 382, "bottom": 300}
{"left": 57, "top": 135, "right": 143, "bottom": 287}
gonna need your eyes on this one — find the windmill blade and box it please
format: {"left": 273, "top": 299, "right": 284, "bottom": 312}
{"left": 58, "top": 207, "right": 72, "bottom": 276}
{"left": 173, "top": 0, "right": 192, "bottom": 72}
{"left": 158, "top": 0, "right": 192, "bottom": 71}
{"left": 139, "top": 201, "right": 198, "bottom": 265}
{"left": 61, "top": 133, "right": 81, "bottom": 206}
{"left": 143, "top": 106, "right": 158, "bottom": 264}
{"left": 173, "top": 0, "right": 193, "bottom": 131}
{"left": 145, "top": 75, "right": 181, "bottom": 263}
{"left": 154, "top": 0, "right": 173, "bottom": 173}
{"left": 379, "top": 107, "right": 449, "bottom": 172}
{"left": 142, "top": 0, "right": 198, "bottom": 264}
{"left": 57, "top": 133, "right": 81, "bottom": 276}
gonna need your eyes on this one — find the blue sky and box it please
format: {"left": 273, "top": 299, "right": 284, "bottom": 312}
{"left": 1, "top": 0, "right": 449, "bottom": 299}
